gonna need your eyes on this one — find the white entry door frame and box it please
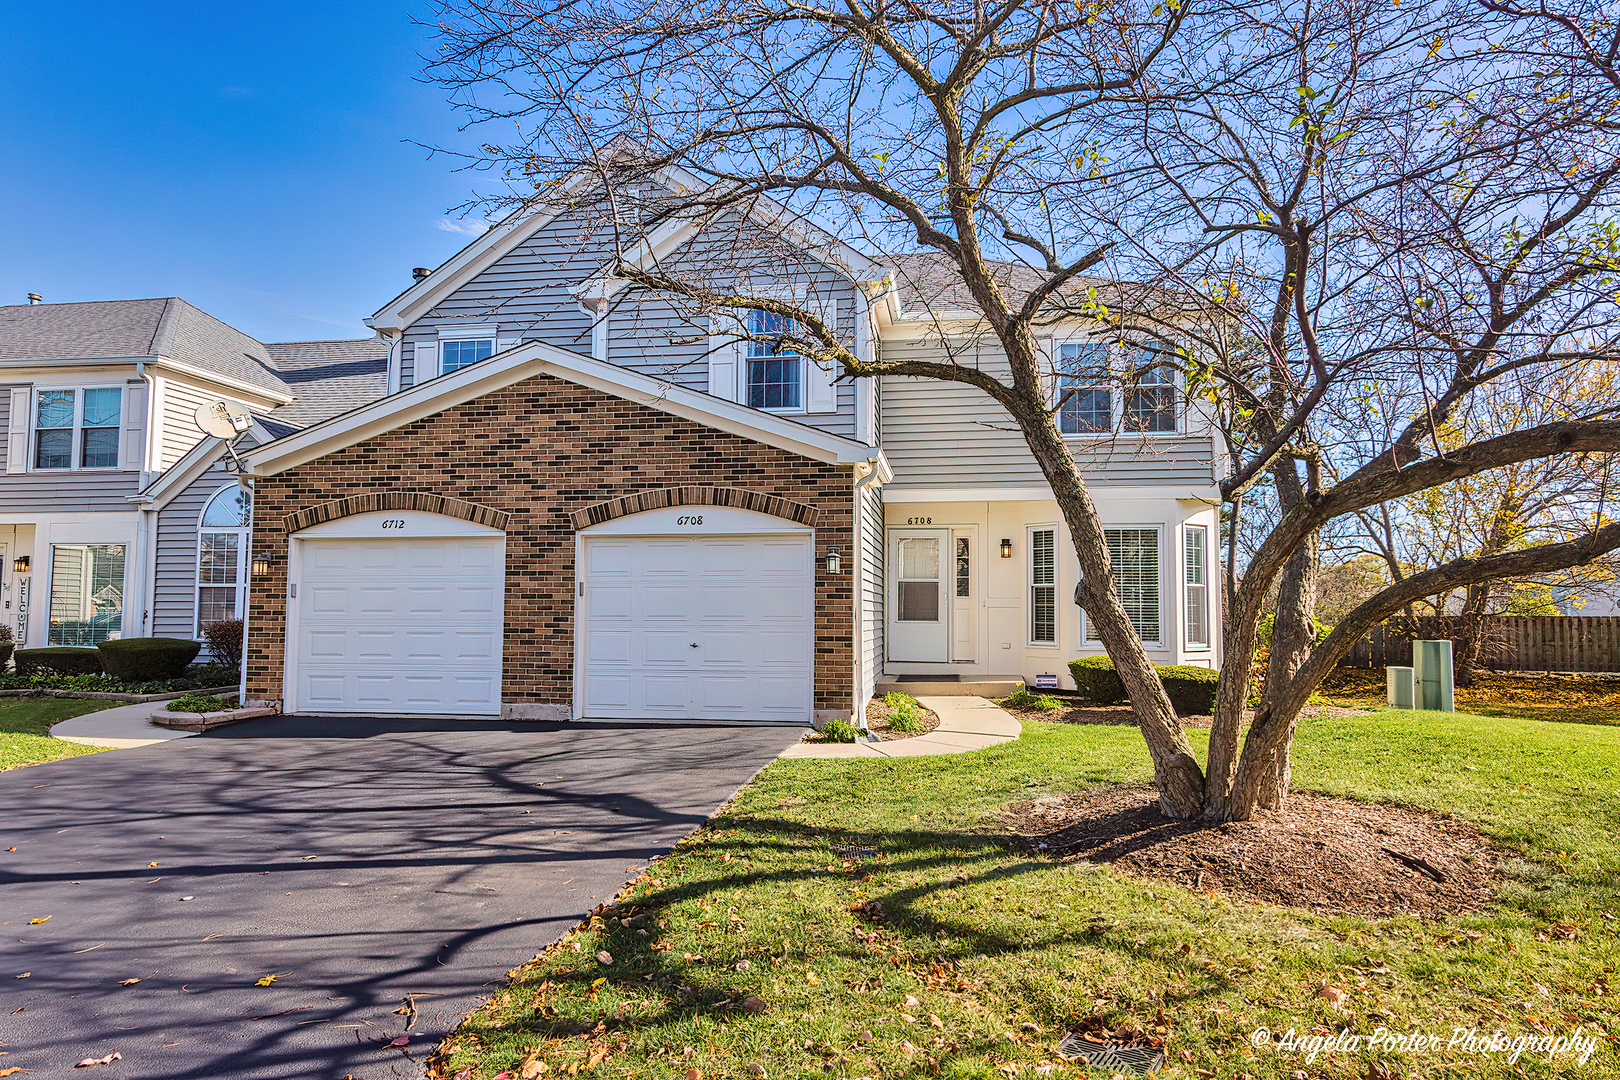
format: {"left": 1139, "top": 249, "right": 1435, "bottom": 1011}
{"left": 886, "top": 527, "right": 951, "bottom": 662}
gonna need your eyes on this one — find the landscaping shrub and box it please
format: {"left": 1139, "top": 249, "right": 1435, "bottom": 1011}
{"left": 166, "top": 693, "right": 234, "bottom": 714}
{"left": 882, "top": 692, "right": 925, "bottom": 734}
{"left": 96, "top": 637, "right": 201, "bottom": 681}
{"left": 1067, "top": 655, "right": 1126, "bottom": 703}
{"left": 202, "top": 619, "right": 243, "bottom": 670}
{"left": 820, "top": 717, "right": 861, "bottom": 743}
{"left": 999, "top": 688, "right": 1063, "bottom": 712}
{"left": 15, "top": 647, "right": 104, "bottom": 677}
{"left": 1066, "top": 655, "right": 1220, "bottom": 715}
{"left": 0, "top": 624, "right": 12, "bottom": 670}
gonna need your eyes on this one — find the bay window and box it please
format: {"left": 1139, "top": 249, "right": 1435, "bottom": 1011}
{"left": 48, "top": 544, "right": 125, "bottom": 645}
{"left": 1085, "top": 528, "right": 1161, "bottom": 645}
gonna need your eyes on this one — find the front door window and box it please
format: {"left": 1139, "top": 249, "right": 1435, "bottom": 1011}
{"left": 897, "top": 537, "right": 941, "bottom": 622}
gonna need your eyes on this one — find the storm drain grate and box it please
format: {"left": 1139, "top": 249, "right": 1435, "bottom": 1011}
{"left": 829, "top": 843, "right": 879, "bottom": 861}
{"left": 1055, "top": 1034, "right": 1165, "bottom": 1074}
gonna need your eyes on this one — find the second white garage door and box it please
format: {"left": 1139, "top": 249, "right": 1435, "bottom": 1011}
{"left": 288, "top": 519, "right": 505, "bottom": 716}
{"left": 578, "top": 533, "right": 815, "bottom": 722}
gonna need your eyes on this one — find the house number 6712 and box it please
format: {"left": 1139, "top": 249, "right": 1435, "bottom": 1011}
{"left": 381, "top": 519, "right": 406, "bottom": 529}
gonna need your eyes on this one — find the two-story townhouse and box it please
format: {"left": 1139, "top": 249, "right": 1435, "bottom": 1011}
{"left": 229, "top": 169, "right": 1222, "bottom": 724}
{"left": 0, "top": 299, "right": 385, "bottom": 654}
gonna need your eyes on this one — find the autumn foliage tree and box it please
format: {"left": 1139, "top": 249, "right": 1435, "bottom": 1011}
{"left": 425, "top": 0, "right": 1620, "bottom": 820}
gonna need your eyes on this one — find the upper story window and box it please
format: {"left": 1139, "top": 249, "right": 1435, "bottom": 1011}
{"left": 746, "top": 310, "right": 804, "bottom": 412}
{"left": 34, "top": 387, "right": 121, "bottom": 470}
{"left": 441, "top": 338, "right": 494, "bottom": 375}
{"left": 1056, "top": 343, "right": 1179, "bottom": 436}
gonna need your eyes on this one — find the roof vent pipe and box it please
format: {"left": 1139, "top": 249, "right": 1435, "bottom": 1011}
{"left": 412, "top": 267, "right": 432, "bottom": 282}
{"left": 26, "top": 292, "right": 41, "bottom": 304}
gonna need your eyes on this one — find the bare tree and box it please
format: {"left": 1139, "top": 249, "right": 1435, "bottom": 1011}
{"left": 424, "top": 0, "right": 1620, "bottom": 820}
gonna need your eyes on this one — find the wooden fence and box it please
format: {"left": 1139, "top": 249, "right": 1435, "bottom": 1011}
{"left": 1340, "top": 616, "right": 1620, "bottom": 672}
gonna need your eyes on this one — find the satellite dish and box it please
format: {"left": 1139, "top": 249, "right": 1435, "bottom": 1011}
{"left": 195, "top": 399, "right": 253, "bottom": 440}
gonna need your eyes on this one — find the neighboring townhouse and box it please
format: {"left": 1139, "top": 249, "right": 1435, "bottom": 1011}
{"left": 230, "top": 168, "right": 1223, "bottom": 725}
{"left": 0, "top": 298, "right": 385, "bottom": 653}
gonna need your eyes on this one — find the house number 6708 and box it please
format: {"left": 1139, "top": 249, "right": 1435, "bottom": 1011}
{"left": 381, "top": 519, "right": 406, "bottom": 529}
{"left": 677, "top": 515, "right": 703, "bottom": 525}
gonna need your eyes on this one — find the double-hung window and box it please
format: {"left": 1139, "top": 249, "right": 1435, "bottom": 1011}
{"left": 1126, "top": 360, "right": 1178, "bottom": 432}
{"left": 197, "top": 485, "right": 251, "bottom": 630}
{"left": 1185, "top": 525, "right": 1209, "bottom": 648}
{"left": 1084, "top": 528, "right": 1161, "bottom": 645}
{"left": 1056, "top": 343, "right": 1112, "bottom": 435}
{"left": 746, "top": 310, "right": 804, "bottom": 412}
{"left": 440, "top": 338, "right": 494, "bottom": 375}
{"left": 1029, "top": 527, "right": 1057, "bottom": 644}
{"left": 34, "top": 388, "right": 121, "bottom": 469}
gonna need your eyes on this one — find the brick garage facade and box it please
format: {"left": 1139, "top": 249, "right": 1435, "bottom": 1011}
{"left": 245, "top": 371, "right": 855, "bottom": 716}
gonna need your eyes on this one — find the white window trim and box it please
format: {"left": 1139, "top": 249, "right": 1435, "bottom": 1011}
{"left": 438, "top": 337, "right": 497, "bottom": 378}
{"left": 44, "top": 542, "right": 129, "bottom": 647}
{"left": 1050, "top": 339, "right": 1182, "bottom": 439}
{"left": 193, "top": 484, "right": 251, "bottom": 639}
{"left": 1184, "top": 523, "right": 1211, "bottom": 651}
{"left": 1027, "top": 524, "right": 1060, "bottom": 648}
{"left": 1080, "top": 524, "right": 1165, "bottom": 648}
{"left": 29, "top": 384, "right": 125, "bottom": 473}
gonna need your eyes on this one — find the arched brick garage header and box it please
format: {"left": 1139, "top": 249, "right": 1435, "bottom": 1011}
{"left": 284, "top": 491, "right": 510, "bottom": 534}
{"left": 571, "top": 486, "right": 821, "bottom": 531}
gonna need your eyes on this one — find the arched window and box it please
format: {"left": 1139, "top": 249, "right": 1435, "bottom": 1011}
{"left": 196, "top": 484, "right": 250, "bottom": 632}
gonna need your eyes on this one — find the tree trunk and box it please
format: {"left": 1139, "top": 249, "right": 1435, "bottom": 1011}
{"left": 1454, "top": 582, "right": 1491, "bottom": 687}
{"left": 1257, "top": 538, "right": 1319, "bottom": 809}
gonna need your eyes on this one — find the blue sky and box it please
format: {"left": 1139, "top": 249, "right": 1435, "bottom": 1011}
{"left": 0, "top": 3, "right": 493, "bottom": 343}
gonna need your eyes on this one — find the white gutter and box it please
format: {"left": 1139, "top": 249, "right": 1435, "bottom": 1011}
{"left": 238, "top": 474, "right": 254, "bottom": 707}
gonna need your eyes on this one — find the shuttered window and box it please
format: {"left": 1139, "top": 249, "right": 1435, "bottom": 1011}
{"left": 1029, "top": 528, "right": 1056, "bottom": 644}
{"left": 1185, "top": 526, "right": 1209, "bottom": 648}
{"left": 1085, "top": 528, "right": 1161, "bottom": 645}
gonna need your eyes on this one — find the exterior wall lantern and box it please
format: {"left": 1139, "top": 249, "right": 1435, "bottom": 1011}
{"left": 999, "top": 538, "right": 1013, "bottom": 559}
{"left": 251, "top": 551, "right": 272, "bottom": 577}
{"left": 11, "top": 556, "right": 28, "bottom": 574}
{"left": 825, "top": 547, "right": 842, "bottom": 574}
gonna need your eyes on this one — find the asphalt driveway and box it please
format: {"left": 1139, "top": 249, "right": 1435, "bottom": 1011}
{"left": 0, "top": 716, "right": 801, "bottom": 1078}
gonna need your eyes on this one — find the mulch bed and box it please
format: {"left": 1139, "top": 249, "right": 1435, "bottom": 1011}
{"left": 1005, "top": 785, "right": 1499, "bottom": 918}
{"left": 864, "top": 695, "right": 941, "bottom": 741}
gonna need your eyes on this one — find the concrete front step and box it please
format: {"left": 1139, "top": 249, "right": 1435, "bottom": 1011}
{"left": 876, "top": 679, "right": 1024, "bottom": 698}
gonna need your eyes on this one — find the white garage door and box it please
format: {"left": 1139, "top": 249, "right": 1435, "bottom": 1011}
{"left": 579, "top": 533, "right": 814, "bottom": 721}
{"left": 290, "top": 534, "right": 504, "bottom": 716}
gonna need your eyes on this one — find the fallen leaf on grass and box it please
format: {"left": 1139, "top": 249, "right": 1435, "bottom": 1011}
{"left": 683, "top": 1070, "right": 702, "bottom": 1080}
{"left": 595, "top": 951, "right": 613, "bottom": 965}
{"left": 74, "top": 1052, "right": 121, "bottom": 1068}
{"left": 1317, "top": 983, "right": 1349, "bottom": 1010}
{"left": 27, "top": 917, "right": 48, "bottom": 926}
{"left": 904, "top": 994, "right": 920, "bottom": 1008}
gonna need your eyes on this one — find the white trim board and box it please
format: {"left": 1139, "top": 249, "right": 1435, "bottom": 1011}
{"left": 242, "top": 338, "right": 889, "bottom": 476}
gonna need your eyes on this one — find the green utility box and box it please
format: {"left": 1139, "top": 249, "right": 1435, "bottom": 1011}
{"left": 1412, "top": 638, "right": 1455, "bottom": 712}
{"left": 1386, "top": 665, "right": 1414, "bottom": 709}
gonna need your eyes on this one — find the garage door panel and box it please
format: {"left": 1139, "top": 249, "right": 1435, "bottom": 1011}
{"left": 292, "top": 536, "right": 504, "bottom": 716}
{"left": 580, "top": 533, "right": 813, "bottom": 721}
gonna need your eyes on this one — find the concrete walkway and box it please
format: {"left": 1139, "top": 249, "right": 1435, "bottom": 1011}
{"left": 51, "top": 700, "right": 196, "bottom": 748}
{"left": 780, "top": 695, "right": 1021, "bottom": 758}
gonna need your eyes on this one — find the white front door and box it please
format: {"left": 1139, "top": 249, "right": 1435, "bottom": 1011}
{"left": 887, "top": 528, "right": 950, "bottom": 662}
{"left": 578, "top": 533, "right": 815, "bottom": 721}
{"left": 289, "top": 535, "right": 505, "bottom": 716}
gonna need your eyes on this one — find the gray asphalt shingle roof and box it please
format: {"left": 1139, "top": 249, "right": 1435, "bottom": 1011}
{"left": 0, "top": 298, "right": 290, "bottom": 396}
{"left": 0, "top": 298, "right": 388, "bottom": 431}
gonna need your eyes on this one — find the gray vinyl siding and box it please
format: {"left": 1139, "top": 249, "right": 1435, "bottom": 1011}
{"left": 860, "top": 481, "right": 884, "bottom": 701}
{"left": 0, "top": 382, "right": 142, "bottom": 509}
{"left": 400, "top": 204, "right": 609, "bottom": 388}
{"left": 398, "top": 202, "right": 863, "bottom": 438}
{"left": 157, "top": 379, "right": 217, "bottom": 469}
{"left": 151, "top": 459, "right": 239, "bottom": 640}
{"left": 879, "top": 338, "right": 1218, "bottom": 488}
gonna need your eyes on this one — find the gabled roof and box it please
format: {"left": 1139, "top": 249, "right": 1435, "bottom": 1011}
{"left": 369, "top": 161, "right": 888, "bottom": 332}
{"left": 0, "top": 298, "right": 290, "bottom": 396}
{"left": 244, "top": 337, "right": 887, "bottom": 477}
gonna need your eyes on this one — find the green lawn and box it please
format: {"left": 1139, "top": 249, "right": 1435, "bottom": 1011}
{"left": 433, "top": 711, "right": 1620, "bottom": 1079}
{"left": 0, "top": 696, "right": 113, "bottom": 770}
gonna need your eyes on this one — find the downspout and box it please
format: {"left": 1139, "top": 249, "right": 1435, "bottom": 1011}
{"left": 851, "top": 459, "right": 885, "bottom": 733}
{"left": 135, "top": 360, "right": 159, "bottom": 637}
{"left": 237, "top": 471, "right": 255, "bottom": 707}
